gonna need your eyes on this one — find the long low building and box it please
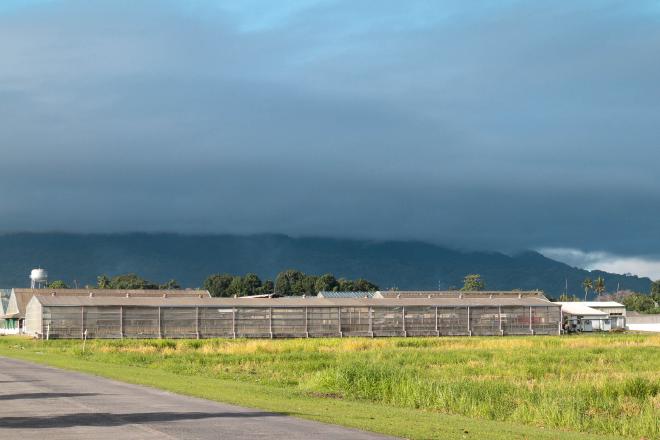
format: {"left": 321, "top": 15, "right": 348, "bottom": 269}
{"left": 24, "top": 295, "right": 561, "bottom": 339}
{"left": 1, "top": 288, "right": 211, "bottom": 333}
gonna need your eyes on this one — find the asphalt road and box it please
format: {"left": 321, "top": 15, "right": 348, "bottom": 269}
{"left": 0, "top": 356, "right": 393, "bottom": 439}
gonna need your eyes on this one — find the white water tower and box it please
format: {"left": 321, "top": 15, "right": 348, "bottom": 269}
{"left": 30, "top": 268, "right": 48, "bottom": 289}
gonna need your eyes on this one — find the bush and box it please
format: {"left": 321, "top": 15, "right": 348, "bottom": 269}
{"left": 622, "top": 293, "right": 656, "bottom": 312}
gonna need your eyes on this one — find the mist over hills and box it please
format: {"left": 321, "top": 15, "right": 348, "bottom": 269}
{"left": 0, "top": 233, "right": 651, "bottom": 298}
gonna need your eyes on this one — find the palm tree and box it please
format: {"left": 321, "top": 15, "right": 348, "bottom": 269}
{"left": 594, "top": 277, "right": 606, "bottom": 298}
{"left": 582, "top": 278, "right": 593, "bottom": 301}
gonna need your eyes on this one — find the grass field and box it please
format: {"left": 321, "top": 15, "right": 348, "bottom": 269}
{"left": 0, "top": 334, "right": 658, "bottom": 439}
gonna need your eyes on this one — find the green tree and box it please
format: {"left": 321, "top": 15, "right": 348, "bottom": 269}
{"left": 48, "top": 280, "right": 68, "bottom": 289}
{"left": 242, "top": 273, "right": 262, "bottom": 296}
{"left": 257, "top": 280, "right": 274, "bottom": 295}
{"left": 97, "top": 274, "right": 110, "bottom": 289}
{"left": 594, "top": 277, "right": 606, "bottom": 297}
{"left": 159, "top": 279, "right": 181, "bottom": 290}
{"left": 582, "top": 278, "right": 593, "bottom": 301}
{"left": 226, "top": 276, "right": 244, "bottom": 297}
{"left": 622, "top": 293, "right": 655, "bottom": 312}
{"left": 559, "top": 293, "right": 579, "bottom": 301}
{"left": 651, "top": 280, "right": 660, "bottom": 303}
{"left": 109, "top": 273, "right": 158, "bottom": 289}
{"left": 275, "top": 270, "right": 305, "bottom": 295}
{"left": 336, "top": 278, "right": 355, "bottom": 291}
{"left": 274, "top": 274, "right": 291, "bottom": 295}
{"left": 257, "top": 270, "right": 380, "bottom": 296}
{"left": 300, "top": 275, "right": 319, "bottom": 296}
{"left": 315, "top": 273, "right": 338, "bottom": 292}
{"left": 353, "top": 278, "right": 379, "bottom": 292}
{"left": 203, "top": 273, "right": 234, "bottom": 297}
{"left": 461, "top": 274, "right": 485, "bottom": 291}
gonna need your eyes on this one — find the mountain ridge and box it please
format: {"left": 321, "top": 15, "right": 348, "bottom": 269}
{"left": 0, "top": 232, "right": 651, "bottom": 297}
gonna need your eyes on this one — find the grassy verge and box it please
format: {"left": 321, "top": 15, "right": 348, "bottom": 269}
{"left": 0, "top": 334, "right": 657, "bottom": 439}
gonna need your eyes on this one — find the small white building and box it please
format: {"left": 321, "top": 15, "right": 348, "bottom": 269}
{"left": 579, "top": 301, "right": 626, "bottom": 329}
{"left": 558, "top": 301, "right": 626, "bottom": 332}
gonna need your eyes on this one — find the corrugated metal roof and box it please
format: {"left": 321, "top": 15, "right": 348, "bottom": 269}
{"left": 13, "top": 288, "right": 210, "bottom": 297}
{"left": 8, "top": 289, "right": 210, "bottom": 318}
{"left": 377, "top": 290, "right": 547, "bottom": 299}
{"left": 32, "top": 295, "right": 558, "bottom": 308}
{"left": 557, "top": 303, "right": 609, "bottom": 316}
{"left": 12, "top": 290, "right": 34, "bottom": 317}
{"left": 33, "top": 296, "right": 215, "bottom": 306}
{"left": 579, "top": 301, "right": 625, "bottom": 308}
{"left": 318, "top": 291, "right": 378, "bottom": 298}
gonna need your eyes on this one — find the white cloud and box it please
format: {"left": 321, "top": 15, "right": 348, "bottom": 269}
{"left": 593, "top": 258, "right": 660, "bottom": 281}
{"left": 539, "top": 248, "right": 660, "bottom": 280}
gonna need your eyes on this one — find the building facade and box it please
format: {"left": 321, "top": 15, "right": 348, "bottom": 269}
{"left": 1, "top": 288, "right": 211, "bottom": 334}
{"left": 24, "top": 295, "right": 562, "bottom": 339}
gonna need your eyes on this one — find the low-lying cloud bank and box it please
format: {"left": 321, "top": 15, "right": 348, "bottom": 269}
{"left": 539, "top": 248, "right": 660, "bottom": 281}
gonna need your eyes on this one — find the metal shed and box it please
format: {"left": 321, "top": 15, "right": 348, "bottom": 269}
{"left": 25, "top": 295, "right": 561, "bottom": 339}
{"left": 558, "top": 302, "right": 612, "bottom": 332}
{"left": 579, "top": 301, "right": 626, "bottom": 329}
{"left": 1, "top": 288, "right": 211, "bottom": 334}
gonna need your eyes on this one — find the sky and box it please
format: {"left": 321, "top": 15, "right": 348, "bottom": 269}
{"left": 0, "top": 1, "right": 659, "bottom": 278}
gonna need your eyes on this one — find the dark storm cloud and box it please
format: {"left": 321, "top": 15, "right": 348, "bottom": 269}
{"left": 0, "top": 1, "right": 659, "bottom": 264}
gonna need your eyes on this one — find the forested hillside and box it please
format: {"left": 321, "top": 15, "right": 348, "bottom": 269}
{"left": 0, "top": 233, "right": 652, "bottom": 297}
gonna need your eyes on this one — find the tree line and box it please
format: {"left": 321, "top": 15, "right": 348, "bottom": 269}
{"left": 47, "top": 272, "right": 485, "bottom": 294}
{"left": 602, "top": 280, "right": 660, "bottom": 313}
{"left": 203, "top": 270, "right": 379, "bottom": 297}
{"left": 47, "top": 273, "right": 180, "bottom": 290}
{"left": 48, "top": 270, "right": 380, "bottom": 298}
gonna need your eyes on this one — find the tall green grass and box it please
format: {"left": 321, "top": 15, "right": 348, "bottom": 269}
{"left": 2, "top": 334, "right": 658, "bottom": 438}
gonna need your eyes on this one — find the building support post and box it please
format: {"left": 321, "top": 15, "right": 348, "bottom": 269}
{"left": 559, "top": 308, "right": 563, "bottom": 335}
{"left": 338, "top": 307, "right": 343, "bottom": 337}
{"left": 467, "top": 306, "right": 472, "bottom": 336}
{"left": 195, "top": 307, "right": 200, "bottom": 339}
{"left": 119, "top": 305, "right": 123, "bottom": 339}
{"left": 158, "top": 306, "right": 162, "bottom": 339}
{"left": 81, "top": 306, "right": 85, "bottom": 340}
{"left": 499, "top": 306, "right": 503, "bottom": 336}
{"left": 435, "top": 306, "right": 439, "bottom": 336}
{"left": 232, "top": 308, "right": 237, "bottom": 339}
{"left": 304, "top": 307, "right": 309, "bottom": 338}
{"left": 529, "top": 306, "right": 534, "bottom": 335}
{"left": 368, "top": 307, "right": 374, "bottom": 337}
{"left": 402, "top": 306, "right": 407, "bottom": 337}
{"left": 269, "top": 307, "right": 273, "bottom": 338}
